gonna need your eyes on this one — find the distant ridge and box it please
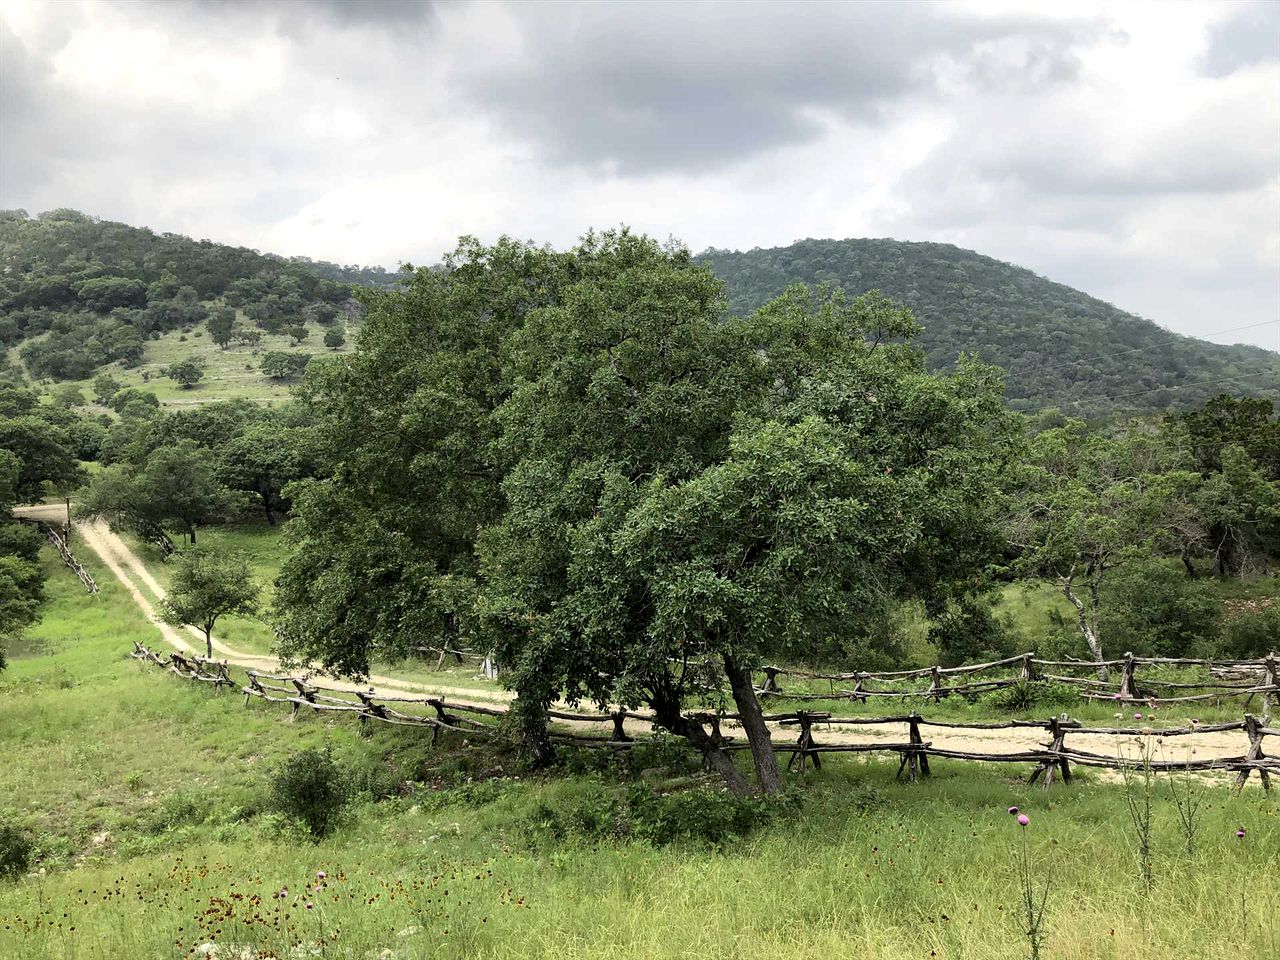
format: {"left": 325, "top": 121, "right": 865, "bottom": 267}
{"left": 699, "top": 238, "right": 1279, "bottom": 416}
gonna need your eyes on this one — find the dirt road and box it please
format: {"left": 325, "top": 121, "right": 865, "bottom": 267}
{"left": 15, "top": 505, "right": 1262, "bottom": 772}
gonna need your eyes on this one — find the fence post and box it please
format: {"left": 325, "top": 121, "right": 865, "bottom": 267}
{"left": 760, "top": 667, "right": 782, "bottom": 695}
{"left": 1021, "top": 653, "right": 1037, "bottom": 682}
{"left": 787, "top": 711, "right": 821, "bottom": 773}
{"left": 610, "top": 710, "right": 631, "bottom": 743}
{"left": 1119, "top": 652, "right": 1140, "bottom": 701}
{"left": 1029, "top": 716, "right": 1073, "bottom": 789}
{"left": 927, "top": 666, "right": 945, "bottom": 703}
{"left": 1264, "top": 653, "right": 1279, "bottom": 715}
{"left": 1234, "top": 715, "right": 1271, "bottom": 792}
{"left": 851, "top": 674, "right": 868, "bottom": 704}
{"left": 897, "top": 713, "right": 930, "bottom": 782}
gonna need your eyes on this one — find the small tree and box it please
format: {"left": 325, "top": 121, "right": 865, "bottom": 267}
{"left": 323, "top": 328, "right": 345, "bottom": 351}
{"left": 286, "top": 324, "right": 309, "bottom": 346}
{"left": 207, "top": 307, "right": 237, "bottom": 348}
{"left": 160, "top": 550, "right": 259, "bottom": 658}
{"left": 261, "top": 352, "right": 311, "bottom": 380}
{"left": 164, "top": 357, "right": 206, "bottom": 389}
{"left": 92, "top": 373, "right": 122, "bottom": 405}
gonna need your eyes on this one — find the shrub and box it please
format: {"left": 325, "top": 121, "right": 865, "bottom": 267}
{"left": 522, "top": 784, "right": 794, "bottom": 849}
{"left": 929, "top": 594, "right": 1017, "bottom": 668}
{"left": 1220, "top": 606, "right": 1280, "bottom": 659}
{"left": 0, "top": 823, "right": 32, "bottom": 880}
{"left": 1101, "top": 560, "right": 1219, "bottom": 656}
{"left": 270, "top": 747, "right": 350, "bottom": 839}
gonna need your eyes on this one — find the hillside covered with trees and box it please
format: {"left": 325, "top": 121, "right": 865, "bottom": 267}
{"left": 700, "top": 239, "right": 1280, "bottom": 416}
{"left": 0, "top": 209, "right": 375, "bottom": 383}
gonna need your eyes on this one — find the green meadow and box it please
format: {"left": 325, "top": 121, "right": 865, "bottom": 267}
{"left": 1, "top": 546, "right": 1276, "bottom": 960}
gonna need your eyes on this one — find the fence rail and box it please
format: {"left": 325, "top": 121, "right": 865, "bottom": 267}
{"left": 756, "top": 651, "right": 1280, "bottom": 709}
{"left": 16, "top": 517, "right": 97, "bottom": 593}
{"left": 130, "top": 642, "right": 1276, "bottom": 791}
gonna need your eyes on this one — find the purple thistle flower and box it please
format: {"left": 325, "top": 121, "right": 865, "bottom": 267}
{"left": 316, "top": 870, "right": 327, "bottom": 880}
{"left": 1017, "top": 814, "right": 1030, "bottom": 827}
{"left": 1236, "top": 829, "right": 1246, "bottom": 839}
{"left": 1134, "top": 713, "right": 1142, "bottom": 720}
{"left": 1008, "top": 806, "right": 1019, "bottom": 815}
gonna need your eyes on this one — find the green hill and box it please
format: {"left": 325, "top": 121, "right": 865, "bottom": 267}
{"left": 3, "top": 211, "right": 1275, "bottom": 416}
{"left": 699, "top": 239, "right": 1280, "bottom": 415}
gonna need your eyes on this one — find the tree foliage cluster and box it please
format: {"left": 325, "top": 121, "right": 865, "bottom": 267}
{"left": 1013, "top": 396, "right": 1280, "bottom": 665}
{"left": 273, "top": 232, "right": 1020, "bottom": 793}
{"left": 699, "top": 239, "right": 1280, "bottom": 416}
{"left": 0, "top": 209, "right": 361, "bottom": 381}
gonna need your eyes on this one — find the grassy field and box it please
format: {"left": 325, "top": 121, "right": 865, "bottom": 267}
{"left": 15, "top": 311, "right": 359, "bottom": 410}
{"left": 1, "top": 547, "right": 1277, "bottom": 959}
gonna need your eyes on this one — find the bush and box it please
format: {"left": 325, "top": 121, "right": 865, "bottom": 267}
{"left": 1101, "top": 561, "right": 1220, "bottom": 656}
{"left": 0, "top": 823, "right": 32, "bottom": 880}
{"left": 270, "top": 747, "right": 350, "bottom": 839}
{"left": 1220, "top": 606, "right": 1280, "bottom": 659}
{"left": 929, "top": 594, "right": 1017, "bottom": 668}
{"left": 522, "top": 783, "right": 794, "bottom": 849}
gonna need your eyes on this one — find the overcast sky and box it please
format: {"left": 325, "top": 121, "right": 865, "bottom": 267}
{"left": 1, "top": 0, "right": 1277, "bottom": 350}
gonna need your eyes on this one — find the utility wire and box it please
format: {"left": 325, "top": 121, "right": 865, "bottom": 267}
{"left": 1038, "top": 319, "right": 1279, "bottom": 373}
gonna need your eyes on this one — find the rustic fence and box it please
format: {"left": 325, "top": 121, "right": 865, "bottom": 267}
{"left": 756, "top": 651, "right": 1280, "bottom": 710}
{"left": 130, "top": 642, "right": 1277, "bottom": 791}
{"left": 16, "top": 517, "right": 97, "bottom": 593}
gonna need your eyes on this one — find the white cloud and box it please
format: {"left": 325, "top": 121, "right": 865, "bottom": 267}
{"left": 0, "top": 0, "right": 1275, "bottom": 349}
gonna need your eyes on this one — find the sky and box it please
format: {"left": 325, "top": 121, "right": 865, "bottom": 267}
{"left": 1, "top": 0, "right": 1277, "bottom": 350}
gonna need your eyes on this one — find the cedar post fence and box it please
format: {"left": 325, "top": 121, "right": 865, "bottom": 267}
{"left": 129, "top": 643, "right": 1279, "bottom": 791}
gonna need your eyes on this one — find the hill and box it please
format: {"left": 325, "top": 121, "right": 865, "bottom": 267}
{"left": 0, "top": 208, "right": 372, "bottom": 387}
{"left": 3, "top": 211, "right": 1276, "bottom": 416}
{"left": 699, "top": 239, "right": 1280, "bottom": 415}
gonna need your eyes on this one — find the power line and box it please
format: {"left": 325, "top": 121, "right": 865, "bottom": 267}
{"left": 1065, "top": 370, "right": 1279, "bottom": 407}
{"left": 1038, "top": 319, "right": 1279, "bottom": 373}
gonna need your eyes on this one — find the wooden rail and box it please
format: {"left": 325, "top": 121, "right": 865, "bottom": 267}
{"left": 16, "top": 517, "right": 97, "bottom": 593}
{"left": 757, "top": 651, "right": 1280, "bottom": 710}
{"left": 130, "top": 642, "right": 1277, "bottom": 791}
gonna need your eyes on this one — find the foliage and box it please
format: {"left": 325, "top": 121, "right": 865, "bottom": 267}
{"left": 82, "top": 440, "right": 235, "bottom": 543}
{"left": 929, "top": 594, "right": 1017, "bottom": 668}
{"left": 269, "top": 747, "right": 350, "bottom": 839}
{"left": 699, "top": 239, "right": 1280, "bottom": 416}
{"left": 260, "top": 351, "right": 311, "bottom": 380}
{"left": 1100, "top": 560, "right": 1220, "bottom": 657}
{"left": 0, "top": 822, "right": 33, "bottom": 881}
{"left": 322, "top": 327, "right": 345, "bottom": 350}
{"left": 0, "top": 209, "right": 368, "bottom": 381}
{"left": 1219, "top": 604, "right": 1280, "bottom": 658}
{"left": 163, "top": 356, "right": 206, "bottom": 389}
{"left": 159, "top": 549, "right": 259, "bottom": 658}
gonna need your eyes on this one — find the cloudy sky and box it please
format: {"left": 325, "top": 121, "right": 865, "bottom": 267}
{"left": 1, "top": 0, "right": 1277, "bottom": 349}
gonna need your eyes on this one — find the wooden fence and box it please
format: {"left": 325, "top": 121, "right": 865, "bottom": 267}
{"left": 17, "top": 517, "right": 97, "bottom": 593}
{"left": 756, "top": 652, "right": 1280, "bottom": 709}
{"left": 130, "top": 642, "right": 1277, "bottom": 791}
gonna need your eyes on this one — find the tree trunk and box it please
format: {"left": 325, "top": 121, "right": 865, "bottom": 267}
{"left": 1062, "top": 578, "right": 1108, "bottom": 679}
{"left": 723, "top": 653, "right": 782, "bottom": 794}
{"left": 203, "top": 627, "right": 213, "bottom": 659}
{"left": 513, "top": 696, "right": 556, "bottom": 769}
{"left": 656, "top": 707, "right": 755, "bottom": 796}
{"left": 189, "top": 523, "right": 197, "bottom": 545}
{"left": 263, "top": 497, "right": 276, "bottom": 526}
{"left": 1180, "top": 550, "right": 1197, "bottom": 579}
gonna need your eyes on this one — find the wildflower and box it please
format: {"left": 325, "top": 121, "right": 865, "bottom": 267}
{"left": 1134, "top": 713, "right": 1142, "bottom": 720}
{"left": 1114, "top": 712, "right": 1122, "bottom": 719}
{"left": 316, "top": 871, "right": 327, "bottom": 881}
{"left": 1008, "top": 806, "right": 1020, "bottom": 815}
{"left": 1236, "top": 828, "right": 1246, "bottom": 839}
{"left": 1018, "top": 814, "right": 1030, "bottom": 827}
{"left": 306, "top": 902, "right": 314, "bottom": 910}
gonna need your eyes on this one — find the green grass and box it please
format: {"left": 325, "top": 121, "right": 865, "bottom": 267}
{"left": 22, "top": 312, "right": 359, "bottom": 411}
{"left": 1, "top": 550, "right": 1277, "bottom": 959}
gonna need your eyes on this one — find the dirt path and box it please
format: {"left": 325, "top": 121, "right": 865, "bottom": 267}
{"left": 16, "top": 506, "right": 1261, "bottom": 770}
